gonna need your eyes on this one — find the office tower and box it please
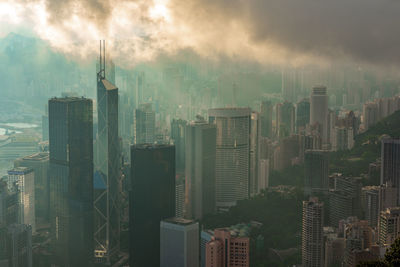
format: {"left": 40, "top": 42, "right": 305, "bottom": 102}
{"left": 49, "top": 97, "right": 93, "bottom": 266}
{"left": 332, "top": 126, "right": 354, "bottom": 151}
{"left": 334, "top": 175, "right": 363, "bottom": 219}
{"left": 324, "top": 234, "right": 345, "bottom": 267}
{"left": 362, "top": 102, "right": 379, "bottom": 131}
{"left": 381, "top": 138, "right": 400, "bottom": 204}
{"left": 362, "top": 186, "right": 379, "bottom": 227}
{"left": 296, "top": 98, "right": 310, "bottom": 132}
{"left": 274, "top": 135, "right": 300, "bottom": 171}
{"left": 185, "top": 119, "right": 216, "bottom": 219}
{"left": 260, "top": 101, "right": 273, "bottom": 138}
{"left": 175, "top": 175, "right": 185, "bottom": 218}
{"left": 379, "top": 207, "right": 400, "bottom": 246}
{"left": 275, "top": 101, "right": 295, "bottom": 138}
{"left": 258, "top": 159, "right": 269, "bottom": 193}
{"left": 249, "top": 112, "right": 260, "bottom": 196}
{"left": 42, "top": 104, "right": 48, "bottom": 141}
{"left": 14, "top": 152, "right": 49, "bottom": 223}
{"left": 95, "top": 46, "right": 120, "bottom": 264}
{"left": 329, "top": 190, "right": 353, "bottom": 227}
{"left": 135, "top": 103, "right": 155, "bottom": 144}
{"left": 6, "top": 224, "right": 33, "bottom": 267}
{"left": 160, "top": 218, "right": 199, "bottom": 267}
{"left": 171, "top": 119, "right": 187, "bottom": 173}
{"left": 135, "top": 71, "right": 145, "bottom": 107}
{"left": 7, "top": 167, "right": 35, "bottom": 232}
{"left": 200, "top": 230, "right": 214, "bottom": 267}
{"left": 310, "top": 86, "right": 329, "bottom": 143}
{"left": 208, "top": 108, "right": 251, "bottom": 210}
{"left": 205, "top": 228, "right": 250, "bottom": 267}
{"left": 304, "top": 150, "right": 329, "bottom": 196}
{"left": 130, "top": 144, "right": 175, "bottom": 267}
{"left": 379, "top": 182, "right": 397, "bottom": 213}
{"left": 0, "top": 181, "right": 19, "bottom": 227}
{"left": 302, "top": 198, "right": 324, "bottom": 267}
{"left": 343, "top": 220, "right": 375, "bottom": 266}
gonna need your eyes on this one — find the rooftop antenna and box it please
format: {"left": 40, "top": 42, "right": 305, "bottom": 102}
{"left": 98, "top": 40, "right": 106, "bottom": 81}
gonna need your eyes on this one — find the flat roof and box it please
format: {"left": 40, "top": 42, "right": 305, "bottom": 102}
{"left": 163, "top": 217, "right": 196, "bottom": 226}
{"left": 8, "top": 166, "right": 33, "bottom": 175}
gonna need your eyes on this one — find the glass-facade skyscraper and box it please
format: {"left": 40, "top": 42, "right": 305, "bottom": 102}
{"left": 129, "top": 144, "right": 175, "bottom": 267}
{"left": 49, "top": 97, "right": 93, "bottom": 267}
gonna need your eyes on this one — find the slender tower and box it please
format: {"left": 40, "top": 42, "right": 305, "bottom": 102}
{"left": 94, "top": 41, "right": 120, "bottom": 264}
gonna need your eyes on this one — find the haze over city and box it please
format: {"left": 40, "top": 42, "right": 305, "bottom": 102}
{"left": 2, "top": 1, "right": 400, "bottom": 267}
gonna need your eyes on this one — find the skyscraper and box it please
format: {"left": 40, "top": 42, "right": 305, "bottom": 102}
{"left": 135, "top": 103, "right": 155, "bottom": 144}
{"left": 6, "top": 224, "right": 33, "bottom": 267}
{"left": 296, "top": 98, "right": 310, "bottom": 132}
{"left": 249, "top": 111, "right": 260, "bottom": 196}
{"left": 310, "top": 86, "right": 329, "bottom": 143}
{"left": 130, "top": 144, "right": 175, "bottom": 267}
{"left": 7, "top": 167, "right": 35, "bottom": 233}
{"left": 260, "top": 101, "right": 273, "bottom": 138}
{"left": 208, "top": 108, "right": 251, "bottom": 210}
{"left": 302, "top": 198, "right": 324, "bottom": 267}
{"left": 275, "top": 101, "right": 295, "bottom": 138}
{"left": 171, "top": 119, "right": 187, "bottom": 173}
{"left": 95, "top": 45, "right": 120, "bottom": 263}
{"left": 380, "top": 138, "right": 400, "bottom": 204}
{"left": 14, "top": 152, "right": 50, "bottom": 223}
{"left": 379, "top": 207, "right": 400, "bottom": 247}
{"left": 160, "top": 218, "right": 199, "bottom": 267}
{"left": 49, "top": 97, "right": 93, "bottom": 266}
{"left": 185, "top": 118, "right": 216, "bottom": 220}
{"left": 362, "top": 102, "right": 379, "bottom": 131}
{"left": 304, "top": 150, "right": 329, "bottom": 196}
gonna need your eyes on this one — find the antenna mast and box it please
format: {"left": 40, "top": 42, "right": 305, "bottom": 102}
{"left": 98, "top": 40, "right": 106, "bottom": 81}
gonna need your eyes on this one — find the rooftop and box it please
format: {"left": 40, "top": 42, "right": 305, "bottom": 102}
{"left": 8, "top": 166, "right": 33, "bottom": 175}
{"left": 163, "top": 217, "right": 196, "bottom": 226}
{"left": 101, "top": 79, "right": 118, "bottom": 91}
{"left": 21, "top": 152, "right": 49, "bottom": 161}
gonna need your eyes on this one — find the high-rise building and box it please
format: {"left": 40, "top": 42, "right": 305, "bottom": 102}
{"left": 258, "top": 159, "right": 269, "bottom": 193}
{"left": 49, "top": 97, "right": 94, "bottom": 266}
{"left": 175, "top": 175, "right": 185, "bottom": 218}
{"left": 302, "top": 198, "right": 324, "bottom": 267}
{"left": 329, "top": 190, "right": 353, "bottom": 227}
{"left": 380, "top": 138, "right": 400, "bottom": 204}
{"left": 208, "top": 108, "right": 251, "bottom": 210}
{"left": 362, "top": 186, "right": 379, "bottom": 227}
{"left": 171, "top": 119, "right": 187, "bottom": 173}
{"left": 200, "top": 230, "right": 214, "bottom": 267}
{"left": 332, "top": 126, "right": 354, "bottom": 151}
{"left": 130, "top": 144, "right": 175, "bottom": 267}
{"left": 135, "top": 103, "right": 155, "bottom": 144}
{"left": 185, "top": 119, "right": 216, "bottom": 220}
{"left": 160, "top": 218, "right": 199, "bottom": 267}
{"left": 310, "top": 86, "right": 329, "bottom": 143}
{"left": 14, "top": 152, "right": 50, "bottom": 223}
{"left": 304, "top": 150, "right": 329, "bottom": 196}
{"left": 362, "top": 102, "right": 379, "bottom": 131}
{"left": 205, "top": 228, "right": 250, "bottom": 267}
{"left": 275, "top": 101, "right": 295, "bottom": 138}
{"left": 5, "top": 224, "right": 33, "bottom": 267}
{"left": 379, "top": 207, "right": 400, "bottom": 247}
{"left": 260, "top": 101, "right": 273, "bottom": 138}
{"left": 249, "top": 112, "right": 260, "bottom": 196}
{"left": 0, "top": 181, "right": 19, "bottom": 227}
{"left": 296, "top": 98, "right": 310, "bottom": 132}
{"left": 7, "top": 167, "right": 35, "bottom": 233}
{"left": 95, "top": 52, "right": 120, "bottom": 263}
{"left": 379, "top": 182, "right": 397, "bottom": 213}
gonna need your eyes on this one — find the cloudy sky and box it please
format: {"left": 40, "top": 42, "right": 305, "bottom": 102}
{"left": 1, "top": 0, "right": 400, "bottom": 67}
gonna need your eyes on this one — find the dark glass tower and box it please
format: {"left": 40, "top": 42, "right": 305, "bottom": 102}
{"left": 48, "top": 97, "right": 93, "bottom": 267}
{"left": 129, "top": 144, "right": 175, "bottom": 267}
{"left": 260, "top": 100, "right": 273, "bottom": 138}
{"left": 296, "top": 98, "right": 310, "bottom": 132}
{"left": 94, "top": 43, "right": 120, "bottom": 264}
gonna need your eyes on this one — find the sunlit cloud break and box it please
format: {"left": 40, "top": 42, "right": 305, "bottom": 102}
{"left": 2, "top": 0, "right": 400, "bottom": 67}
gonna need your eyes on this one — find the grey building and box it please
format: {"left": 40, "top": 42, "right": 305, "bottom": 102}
{"left": 49, "top": 97, "right": 94, "bottom": 267}
{"left": 260, "top": 101, "right": 273, "bottom": 138}
{"left": 160, "top": 218, "right": 199, "bottom": 267}
{"left": 310, "top": 86, "right": 329, "bottom": 143}
{"left": 185, "top": 119, "right": 216, "bottom": 219}
{"left": 380, "top": 138, "right": 400, "bottom": 205}
{"left": 209, "top": 107, "right": 251, "bottom": 210}
{"left": 135, "top": 103, "right": 155, "bottom": 144}
{"left": 304, "top": 150, "right": 329, "bottom": 196}
{"left": 302, "top": 198, "right": 324, "bottom": 267}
